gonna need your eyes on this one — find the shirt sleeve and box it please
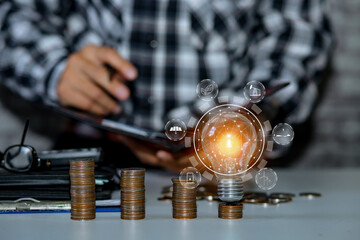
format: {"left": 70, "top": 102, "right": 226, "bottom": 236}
{"left": 0, "top": 0, "right": 74, "bottom": 103}
{"left": 168, "top": 0, "right": 333, "bottom": 126}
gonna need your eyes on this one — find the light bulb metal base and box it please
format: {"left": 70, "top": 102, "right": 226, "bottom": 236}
{"left": 217, "top": 178, "right": 243, "bottom": 202}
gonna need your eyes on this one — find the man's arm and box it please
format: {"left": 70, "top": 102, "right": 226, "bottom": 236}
{"left": 0, "top": 0, "right": 73, "bottom": 103}
{"left": 0, "top": 1, "right": 137, "bottom": 115}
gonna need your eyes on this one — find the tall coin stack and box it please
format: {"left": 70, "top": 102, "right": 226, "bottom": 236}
{"left": 218, "top": 202, "right": 243, "bottom": 219}
{"left": 172, "top": 178, "right": 197, "bottom": 219}
{"left": 120, "top": 168, "right": 146, "bottom": 220}
{"left": 69, "top": 159, "right": 96, "bottom": 221}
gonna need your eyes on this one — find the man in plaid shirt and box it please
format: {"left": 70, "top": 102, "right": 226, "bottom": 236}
{"left": 0, "top": 0, "right": 332, "bottom": 171}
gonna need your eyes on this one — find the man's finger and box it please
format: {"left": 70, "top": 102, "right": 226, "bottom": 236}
{"left": 138, "top": 152, "right": 160, "bottom": 166}
{"left": 97, "top": 47, "right": 137, "bottom": 80}
{"left": 63, "top": 88, "right": 109, "bottom": 115}
{"left": 160, "top": 162, "right": 184, "bottom": 173}
{"left": 71, "top": 74, "right": 122, "bottom": 114}
{"left": 177, "top": 156, "right": 191, "bottom": 165}
{"left": 81, "top": 45, "right": 137, "bottom": 80}
{"left": 78, "top": 56, "right": 130, "bottom": 100}
{"left": 156, "top": 150, "right": 174, "bottom": 163}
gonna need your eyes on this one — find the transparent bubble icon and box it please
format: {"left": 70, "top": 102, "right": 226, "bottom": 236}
{"left": 196, "top": 79, "right": 219, "bottom": 101}
{"left": 243, "top": 81, "right": 266, "bottom": 103}
{"left": 272, "top": 123, "right": 294, "bottom": 145}
{"left": 165, "top": 119, "right": 187, "bottom": 141}
{"left": 179, "top": 167, "right": 202, "bottom": 189}
{"left": 255, "top": 168, "right": 278, "bottom": 190}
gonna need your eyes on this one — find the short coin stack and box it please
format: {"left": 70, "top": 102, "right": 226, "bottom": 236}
{"left": 218, "top": 202, "right": 243, "bottom": 219}
{"left": 172, "top": 178, "right": 197, "bottom": 219}
{"left": 69, "top": 159, "right": 96, "bottom": 221}
{"left": 120, "top": 168, "right": 146, "bottom": 220}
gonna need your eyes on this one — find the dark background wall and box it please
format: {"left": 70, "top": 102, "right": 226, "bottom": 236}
{"left": 0, "top": 0, "right": 359, "bottom": 168}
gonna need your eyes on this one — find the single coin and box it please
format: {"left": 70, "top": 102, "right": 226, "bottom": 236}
{"left": 299, "top": 192, "right": 321, "bottom": 198}
{"left": 270, "top": 192, "right": 295, "bottom": 199}
{"left": 266, "top": 196, "right": 292, "bottom": 204}
{"left": 242, "top": 195, "right": 267, "bottom": 204}
{"left": 243, "top": 191, "right": 267, "bottom": 198}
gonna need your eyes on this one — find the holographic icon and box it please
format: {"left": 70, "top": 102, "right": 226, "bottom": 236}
{"left": 196, "top": 79, "right": 219, "bottom": 101}
{"left": 250, "top": 87, "right": 261, "bottom": 97}
{"left": 165, "top": 119, "right": 187, "bottom": 141}
{"left": 272, "top": 123, "right": 294, "bottom": 145}
{"left": 243, "top": 81, "right": 266, "bottom": 103}
{"left": 170, "top": 126, "right": 183, "bottom": 132}
{"left": 255, "top": 168, "right": 278, "bottom": 190}
{"left": 179, "top": 167, "right": 202, "bottom": 189}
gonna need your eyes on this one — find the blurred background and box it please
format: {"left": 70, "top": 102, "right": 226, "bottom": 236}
{"left": 0, "top": 0, "right": 359, "bottom": 168}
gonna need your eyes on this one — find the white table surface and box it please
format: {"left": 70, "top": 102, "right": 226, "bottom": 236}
{"left": 0, "top": 169, "right": 359, "bottom": 240}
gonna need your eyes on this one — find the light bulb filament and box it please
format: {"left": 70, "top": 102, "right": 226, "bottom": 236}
{"left": 226, "top": 134, "right": 232, "bottom": 149}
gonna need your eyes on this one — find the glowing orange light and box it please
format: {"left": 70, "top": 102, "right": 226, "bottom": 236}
{"left": 217, "top": 132, "right": 243, "bottom": 158}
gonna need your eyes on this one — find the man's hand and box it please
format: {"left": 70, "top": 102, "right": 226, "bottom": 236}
{"left": 57, "top": 45, "right": 137, "bottom": 115}
{"left": 109, "top": 133, "right": 192, "bottom": 172}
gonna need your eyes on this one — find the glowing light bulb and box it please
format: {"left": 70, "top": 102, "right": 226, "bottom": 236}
{"left": 194, "top": 104, "right": 265, "bottom": 202}
{"left": 201, "top": 111, "right": 257, "bottom": 175}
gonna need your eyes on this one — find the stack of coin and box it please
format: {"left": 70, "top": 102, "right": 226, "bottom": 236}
{"left": 120, "top": 168, "right": 145, "bottom": 220}
{"left": 218, "top": 202, "right": 243, "bottom": 219}
{"left": 69, "top": 159, "right": 96, "bottom": 221}
{"left": 172, "top": 178, "right": 197, "bottom": 219}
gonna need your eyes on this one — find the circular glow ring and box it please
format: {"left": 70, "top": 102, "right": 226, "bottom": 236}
{"left": 193, "top": 104, "right": 265, "bottom": 176}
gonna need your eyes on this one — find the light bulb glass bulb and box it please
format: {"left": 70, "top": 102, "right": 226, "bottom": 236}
{"left": 200, "top": 111, "right": 257, "bottom": 175}
{"left": 193, "top": 104, "right": 265, "bottom": 202}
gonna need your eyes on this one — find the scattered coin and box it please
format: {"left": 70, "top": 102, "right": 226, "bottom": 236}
{"left": 242, "top": 191, "right": 267, "bottom": 204}
{"left": 218, "top": 202, "right": 243, "bottom": 219}
{"left": 267, "top": 196, "right": 292, "bottom": 205}
{"left": 299, "top": 192, "right": 322, "bottom": 198}
{"left": 121, "top": 168, "right": 146, "bottom": 220}
{"left": 159, "top": 186, "right": 299, "bottom": 207}
{"left": 270, "top": 193, "right": 296, "bottom": 199}
{"left": 242, "top": 197, "right": 267, "bottom": 204}
{"left": 244, "top": 191, "right": 267, "bottom": 198}
{"left": 70, "top": 159, "right": 96, "bottom": 221}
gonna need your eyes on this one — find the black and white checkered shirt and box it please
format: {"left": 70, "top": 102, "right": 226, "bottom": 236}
{"left": 0, "top": 0, "right": 332, "bottom": 130}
